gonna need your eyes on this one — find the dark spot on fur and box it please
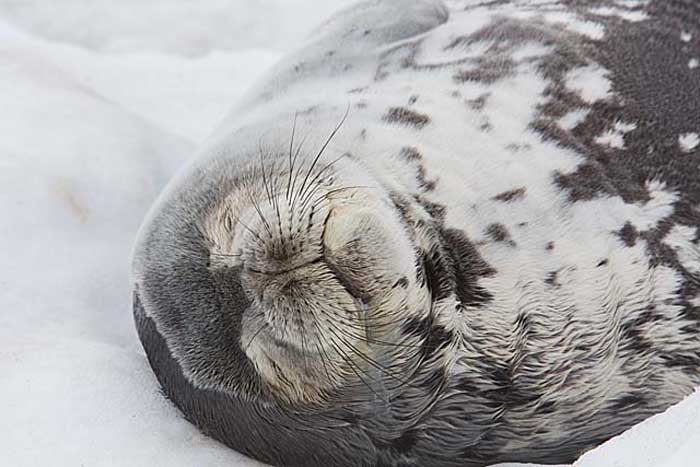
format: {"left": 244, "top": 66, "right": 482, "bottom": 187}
{"left": 401, "top": 316, "right": 426, "bottom": 339}
{"left": 609, "top": 393, "right": 649, "bottom": 411}
{"left": 399, "top": 146, "right": 422, "bottom": 161}
{"left": 486, "top": 223, "right": 515, "bottom": 246}
{"left": 493, "top": 187, "right": 527, "bottom": 202}
{"left": 479, "top": 120, "right": 493, "bottom": 132}
{"left": 467, "top": 92, "right": 490, "bottom": 110}
{"left": 400, "top": 147, "right": 438, "bottom": 192}
{"left": 553, "top": 164, "right": 620, "bottom": 202}
{"left": 392, "top": 430, "right": 417, "bottom": 453}
{"left": 414, "top": 195, "right": 446, "bottom": 222}
{"left": 421, "top": 248, "right": 452, "bottom": 302}
{"left": 486, "top": 223, "right": 508, "bottom": 242}
{"left": 662, "top": 353, "right": 700, "bottom": 373}
{"left": 393, "top": 276, "right": 409, "bottom": 289}
{"left": 515, "top": 312, "right": 531, "bottom": 331}
{"left": 619, "top": 306, "right": 658, "bottom": 353}
{"left": 545, "top": 270, "right": 560, "bottom": 287}
{"left": 538, "top": 399, "right": 557, "bottom": 414}
{"left": 545, "top": 241, "right": 555, "bottom": 251}
{"left": 408, "top": 94, "right": 419, "bottom": 105}
{"left": 619, "top": 222, "right": 639, "bottom": 247}
{"left": 389, "top": 193, "right": 413, "bottom": 226}
{"left": 505, "top": 143, "right": 533, "bottom": 153}
{"left": 453, "top": 58, "right": 515, "bottom": 84}
{"left": 597, "top": 259, "right": 609, "bottom": 267}
{"left": 401, "top": 317, "right": 453, "bottom": 361}
{"left": 383, "top": 107, "right": 430, "bottom": 129}
{"left": 390, "top": 193, "right": 495, "bottom": 309}
{"left": 443, "top": 228, "right": 496, "bottom": 307}
{"left": 413, "top": 176, "right": 435, "bottom": 193}
{"left": 479, "top": 356, "right": 540, "bottom": 408}
{"left": 422, "top": 327, "right": 453, "bottom": 361}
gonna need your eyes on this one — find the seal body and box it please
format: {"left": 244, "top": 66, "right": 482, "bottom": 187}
{"left": 132, "top": 1, "right": 700, "bottom": 465}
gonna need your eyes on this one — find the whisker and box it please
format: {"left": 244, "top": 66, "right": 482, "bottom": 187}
{"left": 286, "top": 112, "right": 299, "bottom": 201}
{"left": 242, "top": 321, "right": 269, "bottom": 353}
{"left": 309, "top": 185, "right": 379, "bottom": 210}
{"left": 295, "top": 104, "right": 350, "bottom": 206}
{"left": 322, "top": 311, "right": 437, "bottom": 350}
{"left": 289, "top": 132, "right": 310, "bottom": 209}
{"left": 322, "top": 318, "right": 418, "bottom": 392}
{"left": 298, "top": 152, "right": 350, "bottom": 212}
{"left": 312, "top": 319, "right": 389, "bottom": 404}
{"left": 236, "top": 217, "right": 265, "bottom": 244}
{"left": 258, "top": 142, "right": 274, "bottom": 207}
{"left": 246, "top": 190, "right": 274, "bottom": 238}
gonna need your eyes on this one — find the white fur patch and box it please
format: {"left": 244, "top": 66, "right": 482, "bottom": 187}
{"left": 664, "top": 225, "right": 700, "bottom": 276}
{"left": 590, "top": 6, "right": 649, "bottom": 22}
{"left": 558, "top": 108, "right": 590, "bottom": 130}
{"left": 545, "top": 12, "right": 606, "bottom": 40}
{"left": 613, "top": 0, "right": 650, "bottom": 7}
{"left": 679, "top": 133, "right": 700, "bottom": 152}
{"left": 565, "top": 65, "right": 612, "bottom": 103}
{"left": 595, "top": 121, "right": 637, "bottom": 149}
{"left": 595, "top": 131, "right": 625, "bottom": 149}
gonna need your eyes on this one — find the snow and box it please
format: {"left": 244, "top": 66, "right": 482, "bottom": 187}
{"left": 574, "top": 389, "right": 700, "bottom": 467}
{"left": 0, "top": 1, "right": 698, "bottom": 466}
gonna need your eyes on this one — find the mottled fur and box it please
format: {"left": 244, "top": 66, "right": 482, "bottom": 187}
{"left": 132, "top": 0, "right": 700, "bottom": 466}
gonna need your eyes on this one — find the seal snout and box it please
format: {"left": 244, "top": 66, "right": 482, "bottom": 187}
{"left": 234, "top": 193, "right": 330, "bottom": 276}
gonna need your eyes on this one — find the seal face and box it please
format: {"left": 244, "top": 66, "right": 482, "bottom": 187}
{"left": 132, "top": 1, "right": 700, "bottom": 466}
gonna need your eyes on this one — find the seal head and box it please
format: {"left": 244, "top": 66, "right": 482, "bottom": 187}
{"left": 132, "top": 113, "right": 446, "bottom": 466}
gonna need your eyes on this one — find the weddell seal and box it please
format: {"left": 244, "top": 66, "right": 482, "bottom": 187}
{"left": 131, "top": 0, "right": 700, "bottom": 465}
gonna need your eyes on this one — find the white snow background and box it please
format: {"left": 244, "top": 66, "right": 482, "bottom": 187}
{"left": 1, "top": 1, "right": 698, "bottom": 466}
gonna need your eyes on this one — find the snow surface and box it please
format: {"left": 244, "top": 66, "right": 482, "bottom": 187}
{"left": 1, "top": 1, "right": 698, "bottom": 466}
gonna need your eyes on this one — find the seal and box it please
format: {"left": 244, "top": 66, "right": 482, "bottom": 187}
{"left": 131, "top": 1, "right": 700, "bottom": 465}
